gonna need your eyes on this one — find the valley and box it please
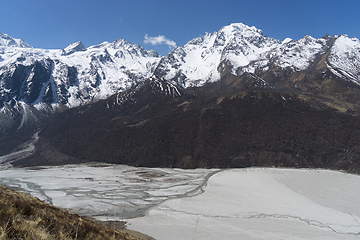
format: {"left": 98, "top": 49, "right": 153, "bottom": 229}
{"left": 1, "top": 22, "right": 360, "bottom": 239}
{"left": 2, "top": 23, "right": 360, "bottom": 172}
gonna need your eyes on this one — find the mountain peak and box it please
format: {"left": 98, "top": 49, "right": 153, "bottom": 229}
{"left": 110, "top": 38, "right": 132, "bottom": 49}
{"left": 109, "top": 38, "right": 159, "bottom": 58}
{"left": 219, "top": 23, "right": 264, "bottom": 38}
{"left": 0, "top": 33, "right": 32, "bottom": 48}
{"left": 62, "top": 41, "right": 86, "bottom": 55}
{"left": 215, "top": 23, "right": 280, "bottom": 50}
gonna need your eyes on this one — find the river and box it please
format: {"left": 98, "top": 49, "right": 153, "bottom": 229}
{"left": 0, "top": 162, "right": 218, "bottom": 220}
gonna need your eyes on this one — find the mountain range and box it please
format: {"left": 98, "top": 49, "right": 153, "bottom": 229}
{"left": 1, "top": 23, "right": 360, "bottom": 172}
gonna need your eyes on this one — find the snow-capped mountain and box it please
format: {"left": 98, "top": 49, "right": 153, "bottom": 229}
{"left": 2, "top": 23, "right": 360, "bottom": 110}
{"left": 0, "top": 34, "right": 160, "bottom": 142}
{"left": 154, "top": 23, "right": 282, "bottom": 87}
{"left": 0, "top": 37, "right": 160, "bottom": 109}
{"left": 0, "top": 33, "right": 32, "bottom": 48}
{"left": 154, "top": 23, "right": 358, "bottom": 88}
{"left": 1, "top": 23, "right": 360, "bottom": 153}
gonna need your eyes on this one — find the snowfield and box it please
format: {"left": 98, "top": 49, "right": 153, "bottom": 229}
{"left": 127, "top": 168, "right": 360, "bottom": 240}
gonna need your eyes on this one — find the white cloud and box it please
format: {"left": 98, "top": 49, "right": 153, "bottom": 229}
{"left": 144, "top": 34, "right": 176, "bottom": 48}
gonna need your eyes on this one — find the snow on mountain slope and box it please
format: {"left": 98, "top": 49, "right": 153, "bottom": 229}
{"left": 327, "top": 35, "right": 360, "bottom": 84}
{"left": 0, "top": 33, "right": 32, "bottom": 48}
{"left": 0, "top": 38, "right": 160, "bottom": 108}
{"left": 270, "top": 35, "right": 330, "bottom": 70}
{"left": 55, "top": 39, "right": 160, "bottom": 106}
{"left": 62, "top": 41, "right": 86, "bottom": 55}
{"left": 0, "top": 99, "right": 46, "bottom": 135}
{"left": 153, "top": 23, "right": 342, "bottom": 88}
{"left": 154, "top": 23, "right": 281, "bottom": 87}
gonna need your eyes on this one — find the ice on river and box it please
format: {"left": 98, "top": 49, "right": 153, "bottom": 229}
{"left": 1, "top": 164, "right": 360, "bottom": 239}
{"left": 127, "top": 168, "right": 360, "bottom": 240}
{"left": 0, "top": 163, "right": 216, "bottom": 219}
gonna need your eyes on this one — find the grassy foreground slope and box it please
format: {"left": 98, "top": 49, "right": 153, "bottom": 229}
{"left": 0, "top": 185, "right": 140, "bottom": 240}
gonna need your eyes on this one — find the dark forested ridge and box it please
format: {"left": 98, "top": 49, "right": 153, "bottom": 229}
{"left": 15, "top": 76, "right": 360, "bottom": 174}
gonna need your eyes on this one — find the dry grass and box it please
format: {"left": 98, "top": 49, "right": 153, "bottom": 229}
{"left": 0, "top": 185, "right": 140, "bottom": 240}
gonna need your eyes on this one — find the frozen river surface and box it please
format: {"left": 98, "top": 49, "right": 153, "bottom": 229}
{"left": 127, "top": 168, "right": 360, "bottom": 240}
{"left": 0, "top": 163, "right": 216, "bottom": 220}
{"left": 1, "top": 164, "right": 360, "bottom": 240}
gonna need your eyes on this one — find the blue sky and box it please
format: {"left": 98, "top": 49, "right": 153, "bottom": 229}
{"left": 1, "top": 0, "right": 359, "bottom": 55}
